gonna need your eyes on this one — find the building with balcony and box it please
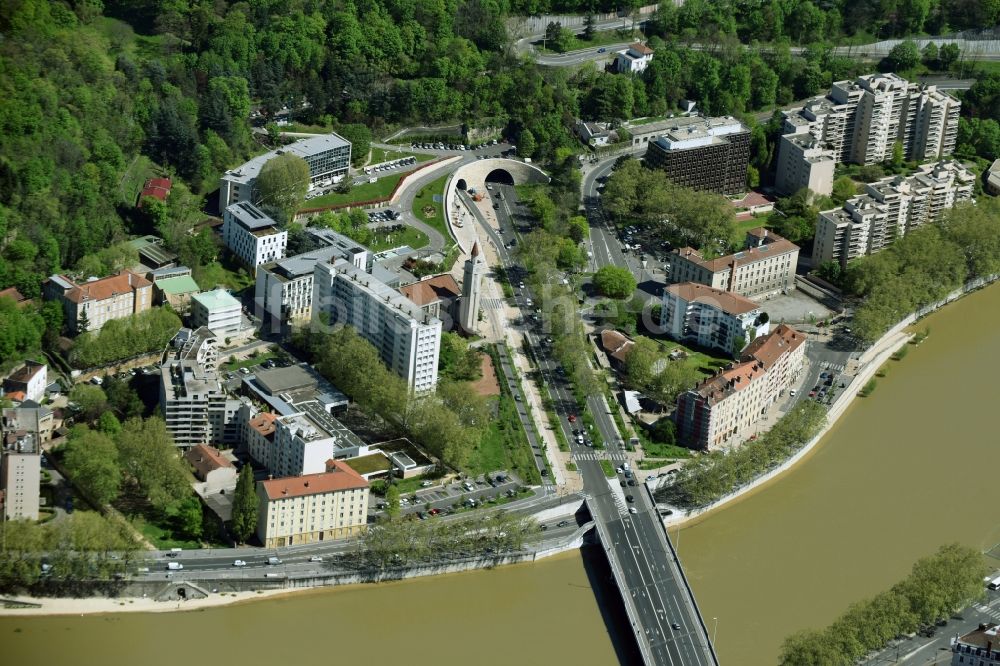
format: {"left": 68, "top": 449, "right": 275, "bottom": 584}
{"left": 669, "top": 228, "right": 799, "bottom": 300}
{"left": 774, "top": 134, "right": 837, "bottom": 196}
{"left": 222, "top": 202, "right": 287, "bottom": 268}
{"left": 255, "top": 460, "right": 369, "bottom": 547}
{"left": 951, "top": 623, "right": 1000, "bottom": 665}
{"left": 674, "top": 324, "right": 805, "bottom": 450}
{"left": 661, "top": 283, "right": 770, "bottom": 355}
{"left": 1, "top": 428, "right": 40, "bottom": 520}
{"left": 190, "top": 289, "right": 242, "bottom": 336}
{"left": 813, "top": 160, "right": 975, "bottom": 268}
{"left": 642, "top": 115, "right": 750, "bottom": 195}
{"left": 219, "top": 133, "right": 351, "bottom": 211}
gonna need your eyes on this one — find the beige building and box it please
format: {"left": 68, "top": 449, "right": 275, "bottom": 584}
{"left": 184, "top": 444, "right": 237, "bottom": 491}
{"left": 255, "top": 460, "right": 369, "bottom": 547}
{"left": 1, "top": 429, "right": 41, "bottom": 520}
{"left": 669, "top": 228, "right": 799, "bottom": 300}
{"left": 674, "top": 324, "right": 805, "bottom": 450}
{"left": 660, "top": 283, "right": 770, "bottom": 355}
{"left": 774, "top": 134, "right": 836, "bottom": 196}
{"left": 813, "top": 160, "right": 975, "bottom": 268}
{"left": 44, "top": 270, "right": 153, "bottom": 334}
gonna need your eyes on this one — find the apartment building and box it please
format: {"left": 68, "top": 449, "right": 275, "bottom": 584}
{"left": 44, "top": 270, "right": 153, "bottom": 334}
{"left": 243, "top": 411, "right": 277, "bottom": 465}
{"left": 222, "top": 202, "right": 287, "bottom": 268}
{"left": 660, "top": 283, "right": 770, "bottom": 355}
{"left": 777, "top": 73, "right": 961, "bottom": 195}
{"left": 219, "top": 133, "right": 352, "bottom": 211}
{"left": 159, "top": 328, "right": 240, "bottom": 448}
{"left": 774, "top": 134, "right": 836, "bottom": 197}
{"left": 2, "top": 403, "right": 55, "bottom": 445}
{"left": 3, "top": 361, "right": 47, "bottom": 403}
{"left": 951, "top": 623, "right": 1000, "bottom": 665}
{"left": 313, "top": 258, "right": 442, "bottom": 392}
{"left": 674, "top": 324, "right": 805, "bottom": 450}
{"left": 642, "top": 115, "right": 750, "bottom": 195}
{"left": 190, "top": 289, "right": 242, "bottom": 336}
{"left": 263, "top": 413, "right": 342, "bottom": 478}
{"left": 255, "top": 460, "right": 369, "bottom": 547}
{"left": 1, "top": 429, "right": 40, "bottom": 520}
{"left": 669, "top": 228, "right": 800, "bottom": 300}
{"left": 813, "top": 160, "right": 975, "bottom": 268}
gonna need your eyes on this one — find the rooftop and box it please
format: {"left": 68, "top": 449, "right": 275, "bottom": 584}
{"left": 225, "top": 201, "right": 281, "bottom": 232}
{"left": 155, "top": 274, "right": 201, "bottom": 296}
{"left": 191, "top": 288, "right": 241, "bottom": 312}
{"left": 672, "top": 228, "right": 799, "bottom": 273}
{"left": 742, "top": 324, "right": 804, "bottom": 368}
{"left": 248, "top": 412, "right": 278, "bottom": 439}
{"left": 224, "top": 133, "right": 351, "bottom": 185}
{"left": 5, "top": 361, "right": 45, "bottom": 386}
{"left": 54, "top": 270, "right": 152, "bottom": 304}
{"left": 643, "top": 115, "right": 747, "bottom": 150}
{"left": 956, "top": 623, "right": 1000, "bottom": 651}
{"left": 128, "top": 235, "right": 177, "bottom": 266}
{"left": 664, "top": 282, "right": 761, "bottom": 316}
{"left": 398, "top": 273, "right": 460, "bottom": 307}
{"left": 184, "top": 444, "right": 234, "bottom": 478}
{"left": 600, "top": 329, "right": 635, "bottom": 364}
{"left": 254, "top": 365, "right": 319, "bottom": 396}
{"left": 260, "top": 459, "right": 367, "bottom": 500}
{"left": 321, "top": 258, "right": 440, "bottom": 327}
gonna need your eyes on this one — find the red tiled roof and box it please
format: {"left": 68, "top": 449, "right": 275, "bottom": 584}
{"left": 260, "top": 460, "right": 368, "bottom": 500}
{"left": 672, "top": 229, "right": 798, "bottom": 273}
{"left": 248, "top": 413, "right": 277, "bottom": 440}
{"left": 0, "top": 287, "right": 31, "bottom": 307}
{"left": 399, "top": 274, "right": 460, "bottom": 307}
{"left": 4, "top": 391, "right": 26, "bottom": 403}
{"left": 184, "top": 444, "right": 234, "bottom": 479}
{"left": 742, "top": 324, "right": 804, "bottom": 368}
{"left": 146, "top": 178, "right": 172, "bottom": 190}
{"left": 60, "top": 270, "right": 152, "bottom": 304}
{"left": 664, "top": 282, "right": 760, "bottom": 316}
{"left": 600, "top": 329, "right": 635, "bottom": 363}
{"left": 731, "top": 191, "right": 774, "bottom": 209}
{"left": 629, "top": 42, "right": 654, "bottom": 55}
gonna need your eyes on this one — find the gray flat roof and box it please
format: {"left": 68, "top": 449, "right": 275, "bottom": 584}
{"left": 223, "top": 134, "right": 351, "bottom": 185}
{"left": 226, "top": 202, "right": 279, "bottom": 231}
{"left": 253, "top": 365, "right": 318, "bottom": 396}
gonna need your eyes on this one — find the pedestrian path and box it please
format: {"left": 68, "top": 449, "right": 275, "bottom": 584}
{"left": 974, "top": 602, "right": 1000, "bottom": 623}
{"left": 606, "top": 478, "right": 629, "bottom": 516}
{"left": 572, "top": 450, "right": 628, "bottom": 462}
{"left": 482, "top": 297, "right": 505, "bottom": 310}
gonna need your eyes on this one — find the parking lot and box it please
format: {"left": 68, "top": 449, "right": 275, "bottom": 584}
{"left": 369, "top": 471, "right": 526, "bottom": 519}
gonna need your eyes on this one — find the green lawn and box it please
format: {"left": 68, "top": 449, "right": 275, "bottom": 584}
{"left": 466, "top": 394, "right": 541, "bottom": 485}
{"left": 305, "top": 174, "right": 404, "bottom": 208}
{"left": 369, "top": 147, "right": 435, "bottom": 166}
{"left": 193, "top": 261, "right": 254, "bottom": 292}
{"left": 730, "top": 216, "right": 765, "bottom": 249}
{"left": 367, "top": 224, "right": 429, "bottom": 252}
{"left": 658, "top": 339, "right": 731, "bottom": 378}
{"left": 410, "top": 174, "right": 450, "bottom": 239}
{"left": 118, "top": 155, "right": 156, "bottom": 207}
{"left": 131, "top": 514, "right": 204, "bottom": 550}
{"left": 600, "top": 460, "right": 616, "bottom": 478}
{"left": 222, "top": 352, "right": 276, "bottom": 372}
{"left": 346, "top": 453, "right": 392, "bottom": 476}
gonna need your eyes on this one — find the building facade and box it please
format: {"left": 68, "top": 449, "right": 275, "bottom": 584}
{"left": 44, "top": 270, "right": 153, "bottom": 334}
{"left": 255, "top": 460, "right": 369, "bottom": 548}
{"left": 219, "top": 133, "right": 352, "bottom": 211}
{"left": 222, "top": 202, "right": 287, "bottom": 268}
{"left": 774, "top": 134, "right": 837, "bottom": 196}
{"left": 267, "top": 413, "right": 340, "bottom": 478}
{"left": 1, "top": 429, "right": 40, "bottom": 520}
{"left": 660, "top": 283, "right": 770, "bottom": 355}
{"left": 459, "top": 242, "right": 486, "bottom": 334}
{"left": 952, "top": 623, "right": 1000, "bottom": 665}
{"left": 3, "top": 361, "right": 47, "bottom": 404}
{"left": 813, "top": 160, "right": 975, "bottom": 268}
{"left": 674, "top": 324, "right": 805, "bottom": 450}
{"left": 642, "top": 116, "right": 750, "bottom": 195}
{"left": 184, "top": 444, "right": 237, "bottom": 492}
{"left": 614, "top": 42, "right": 654, "bottom": 73}
{"left": 190, "top": 289, "right": 242, "bottom": 336}
{"left": 669, "top": 228, "right": 799, "bottom": 299}
{"left": 312, "top": 258, "right": 442, "bottom": 392}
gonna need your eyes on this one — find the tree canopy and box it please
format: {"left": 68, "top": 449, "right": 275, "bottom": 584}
{"left": 256, "top": 153, "right": 310, "bottom": 223}
{"left": 593, "top": 265, "right": 637, "bottom": 299}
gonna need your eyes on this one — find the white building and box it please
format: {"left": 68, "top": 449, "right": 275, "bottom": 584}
{"left": 184, "top": 443, "right": 237, "bottom": 493}
{"left": 219, "top": 133, "right": 352, "bottom": 211}
{"left": 3, "top": 361, "right": 47, "bottom": 404}
{"left": 670, "top": 228, "right": 800, "bottom": 300}
{"left": 159, "top": 328, "right": 240, "bottom": 448}
{"left": 661, "top": 283, "right": 770, "bottom": 355}
{"left": 222, "top": 202, "right": 287, "bottom": 268}
{"left": 614, "top": 42, "right": 654, "bottom": 73}
{"left": 44, "top": 270, "right": 153, "bottom": 334}
{"left": 674, "top": 324, "right": 805, "bottom": 450}
{"left": 190, "top": 289, "right": 242, "bottom": 336}
{"left": 813, "top": 160, "right": 975, "bottom": 268}
{"left": 778, "top": 74, "right": 961, "bottom": 176}
{"left": 774, "top": 134, "right": 837, "bottom": 197}
{"left": 951, "top": 623, "right": 1000, "bottom": 665}
{"left": 255, "top": 460, "right": 369, "bottom": 548}
{"left": 459, "top": 242, "right": 486, "bottom": 334}
{"left": 313, "top": 258, "right": 442, "bottom": 392}
{"left": 267, "top": 413, "right": 340, "bottom": 478}
{"left": 576, "top": 120, "right": 611, "bottom": 147}
{"left": 1, "top": 429, "right": 40, "bottom": 520}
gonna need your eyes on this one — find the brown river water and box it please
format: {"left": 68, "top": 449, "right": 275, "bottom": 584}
{"left": 3, "top": 284, "right": 1000, "bottom": 665}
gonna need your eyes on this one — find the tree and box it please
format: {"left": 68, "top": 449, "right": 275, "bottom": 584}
{"left": 939, "top": 43, "right": 960, "bottom": 70}
{"left": 172, "top": 496, "right": 203, "bottom": 540}
{"left": 62, "top": 426, "right": 121, "bottom": 506}
{"left": 921, "top": 42, "right": 939, "bottom": 69}
{"left": 583, "top": 14, "right": 596, "bottom": 41}
{"left": 256, "top": 153, "right": 310, "bottom": 223}
{"left": 518, "top": 129, "right": 536, "bottom": 158}
{"left": 115, "top": 417, "right": 191, "bottom": 509}
{"left": 593, "top": 265, "right": 637, "bottom": 299}
{"left": 385, "top": 485, "right": 401, "bottom": 521}
{"left": 649, "top": 417, "right": 676, "bottom": 445}
{"left": 77, "top": 308, "right": 91, "bottom": 334}
{"left": 98, "top": 411, "right": 122, "bottom": 435}
{"left": 831, "top": 176, "right": 858, "bottom": 205}
{"left": 886, "top": 40, "right": 920, "bottom": 71}
{"left": 890, "top": 140, "right": 904, "bottom": 167}
{"left": 231, "top": 465, "right": 258, "bottom": 543}
{"left": 335, "top": 123, "right": 372, "bottom": 167}
{"left": 69, "top": 384, "right": 108, "bottom": 422}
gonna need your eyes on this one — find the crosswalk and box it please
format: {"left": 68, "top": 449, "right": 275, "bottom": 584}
{"left": 572, "top": 450, "right": 629, "bottom": 462}
{"left": 822, "top": 361, "right": 846, "bottom": 373}
{"left": 973, "top": 602, "right": 1000, "bottom": 623}
{"left": 483, "top": 298, "right": 506, "bottom": 310}
{"left": 607, "top": 478, "right": 629, "bottom": 516}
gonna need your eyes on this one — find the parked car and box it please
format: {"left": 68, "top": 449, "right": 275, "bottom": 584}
{"left": 233, "top": 560, "right": 247, "bottom": 567}
{"left": 309, "top": 556, "right": 324, "bottom": 563}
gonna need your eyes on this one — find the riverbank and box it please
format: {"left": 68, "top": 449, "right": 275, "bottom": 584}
{"left": 662, "top": 273, "right": 1000, "bottom": 529}
{"left": 0, "top": 525, "right": 591, "bottom": 617}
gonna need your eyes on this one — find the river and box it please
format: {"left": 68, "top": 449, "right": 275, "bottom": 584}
{"left": 4, "top": 285, "right": 1000, "bottom": 665}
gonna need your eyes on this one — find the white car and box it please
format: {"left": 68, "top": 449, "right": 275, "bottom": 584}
{"left": 309, "top": 556, "right": 324, "bottom": 563}
{"left": 789, "top": 389, "right": 798, "bottom": 397}
{"left": 629, "top": 507, "right": 638, "bottom": 514}
{"left": 233, "top": 559, "right": 247, "bottom": 567}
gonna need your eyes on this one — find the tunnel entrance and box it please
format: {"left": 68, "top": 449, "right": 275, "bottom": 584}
{"left": 484, "top": 169, "right": 515, "bottom": 185}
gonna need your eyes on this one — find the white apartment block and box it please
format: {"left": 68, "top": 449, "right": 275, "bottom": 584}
{"left": 775, "top": 134, "right": 836, "bottom": 196}
{"left": 190, "top": 288, "right": 242, "bottom": 336}
{"left": 160, "top": 328, "right": 239, "bottom": 448}
{"left": 44, "top": 270, "right": 153, "bottom": 334}
{"left": 669, "top": 228, "right": 800, "bottom": 300}
{"left": 222, "top": 202, "right": 287, "bottom": 268}
{"left": 1, "top": 430, "right": 41, "bottom": 520}
{"left": 951, "top": 623, "right": 1000, "bottom": 666}
{"left": 313, "top": 258, "right": 442, "bottom": 392}
{"left": 813, "top": 160, "right": 975, "bottom": 268}
{"left": 674, "top": 324, "right": 805, "bottom": 450}
{"left": 778, "top": 74, "right": 961, "bottom": 194}
{"left": 3, "top": 361, "right": 47, "bottom": 403}
{"left": 255, "top": 460, "right": 369, "bottom": 548}
{"left": 661, "top": 283, "right": 770, "bottom": 355}
{"left": 265, "top": 413, "right": 341, "bottom": 478}
{"left": 219, "top": 133, "right": 351, "bottom": 211}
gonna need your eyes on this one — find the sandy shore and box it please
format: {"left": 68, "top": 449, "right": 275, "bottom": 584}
{"left": 0, "top": 587, "right": 299, "bottom": 617}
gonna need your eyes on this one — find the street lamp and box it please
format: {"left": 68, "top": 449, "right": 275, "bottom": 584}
{"left": 712, "top": 617, "right": 719, "bottom": 647}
